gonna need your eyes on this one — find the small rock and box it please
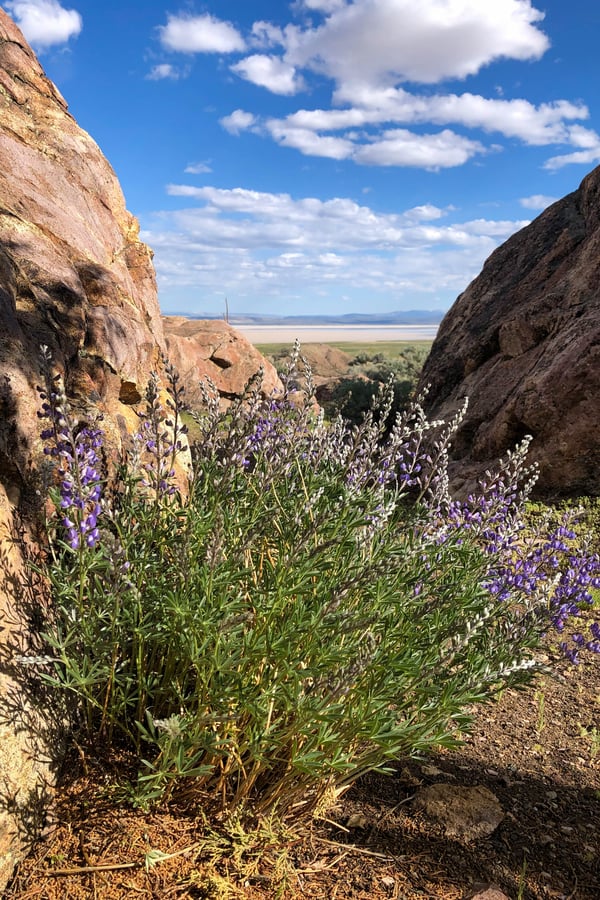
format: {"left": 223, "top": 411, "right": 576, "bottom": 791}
{"left": 381, "top": 876, "right": 395, "bottom": 888}
{"left": 545, "top": 790, "right": 558, "bottom": 800}
{"left": 413, "top": 784, "right": 504, "bottom": 842}
{"left": 346, "top": 813, "right": 369, "bottom": 829}
{"left": 467, "top": 886, "right": 511, "bottom": 900}
{"left": 420, "top": 764, "right": 450, "bottom": 777}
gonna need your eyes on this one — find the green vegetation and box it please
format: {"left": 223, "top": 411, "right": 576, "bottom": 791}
{"left": 322, "top": 344, "right": 430, "bottom": 426}
{"left": 29, "top": 345, "right": 600, "bottom": 831}
{"left": 260, "top": 340, "right": 431, "bottom": 427}
{"left": 256, "top": 339, "right": 432, "bottom": 363}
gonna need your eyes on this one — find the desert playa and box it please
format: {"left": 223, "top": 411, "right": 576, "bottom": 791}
{"left": 235, "top": 324, "right": 438, "bottom": 344}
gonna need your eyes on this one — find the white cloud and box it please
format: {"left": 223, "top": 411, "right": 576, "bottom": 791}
{"left": 543, "top": 122, "right": 600, "bottom": 168}
{"left": 219, "top": 109, "right": 257, "bottom": 135}
{"left": 544, "top": 147, "right": 600, "bottom": 171}
{"left": 159, "top": 13, "right": 245, "bottom": 54}
{"left": 519, "top": 194, "right": 558, "bottom": 210}
{"left": 144, "top": 184, "right": 529, "bottom": 313}
{"left": 250, "top": 20, "right": 285, "bottom": 48}
{"left": 4, "top": 0, "right": 81, "bottom": 49}
{"left": 285, "top": 0, "right": 549, "bottom": 87}
{"left": 185, "top": 161, "right": 213, "bottom": 175}
{"left": 146, "top": 63, "right": 182, "bottom": 81}
{"left": 300, "top": 0, "right": 347, "bottom": 11}
{"left": 229, "top": 80, "right": 595, "bottom": 168}
{"left": 153, "top": 1, "right": 595, "bottom": 173}
{"left": 354, "top": 128, "right": 485, "bottom": 169}
{"left": 330, "top": 86, "right": 589, "bottom": 145}
{"left": 257, "top": 118, "right": 484, "bottom": 168}
{"left": 266, "top": 120, "right": 354, "bottom": 159}
{"left": 232, "top": 54, "right": 304, "bottom": 95}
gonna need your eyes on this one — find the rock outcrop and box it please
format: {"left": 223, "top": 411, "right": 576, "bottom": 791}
{"left": 163, "top": 317, "right": 281, "bottom": 405}
{"left": 419, "top": 166, "right": 600, "bottom": 496}
{"left": 0, "top": 8, "right": 167, "bottom": 886}
{"left": 0, "top": 10, "right": 281, "bottom": 885}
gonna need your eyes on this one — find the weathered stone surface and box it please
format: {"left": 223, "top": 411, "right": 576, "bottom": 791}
{"left": 0, "top": 8, "right": 165, "bottom": 475}
{"left": 0, "top": 12, "right": 281, "bottom": 888}
{"left": 467, "top": 887, "right": 511, "bottom": 900}
{"left": 413, "top": 783, "right": 504, "bottom": 841}
{"left": 0, "top": 8, "right": 165, "bottom": 887}
{"left": 163, "top": 317, "right": 282, "bottom": 405}
{"left": 419, "top": 166, "right": 600, "bottom": 496}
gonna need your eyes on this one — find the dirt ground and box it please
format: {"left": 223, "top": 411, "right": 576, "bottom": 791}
{"left": 5, "top": 621, "right": 599, "bottom": 900}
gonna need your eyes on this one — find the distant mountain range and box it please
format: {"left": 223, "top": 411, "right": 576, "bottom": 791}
{"left": 167, "top": 310, "right": 444, "bottom": 326}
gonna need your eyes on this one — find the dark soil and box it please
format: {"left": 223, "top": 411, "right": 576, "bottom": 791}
{"left": 5, "top": 625, "right": 599, "bottom": 900}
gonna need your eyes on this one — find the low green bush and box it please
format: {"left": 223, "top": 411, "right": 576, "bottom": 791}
{"left": 322, "top": 345, "right": 430, "bottom": 426}
{"left": 28, "top": 343, "right": 599, "bottom": 821}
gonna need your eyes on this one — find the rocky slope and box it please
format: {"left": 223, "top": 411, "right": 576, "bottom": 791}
{"left": 419, "top": 166, "right": 600, "bottom": 497}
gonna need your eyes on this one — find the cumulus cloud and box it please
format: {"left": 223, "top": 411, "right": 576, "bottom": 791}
{"left": 219, "top": 109, "right": 257, "bottom": 135}
{"left": 231, "top": 54, "right": 304, "bottom": 95}
{"left": 266, "top": 120, "right": 354, "bottom": 159}
{"left": 260, "top": 118, "right": 484, "bottom": 168}
{"left": 519, "top": 194, "right": 558, "bottom": 210}
{"left": 250, "top": 20, "right": 286, "bottom": 48}
{"left": 4, "top": 0, "right": 81, "bottom": 49}
{"left": 300, "top": 0, "right": 347, "bottom": 11}
{"left": 285, "top": 0, "right": 549, "bottom": 87}
{"left": 146, "top": 63, "right": 182, "bottom": 81}
{"left": 329, "top": 86, "right": 590, "bottom": 145}
{"left": 143, "top": 183, "right": 529, "bottom": 312}
{"left": 154, "top": 1, "right": 595, "bottom": 171}
{"left": 159, "top": 12, "right": 245, "bottom": 54}
{"left": 544, "top": 147, "right": 600, "bottom": 171}
{"left": 354, "top": 129, "right": 485, "bottom": 169}
{"left": 247, "top": 86, "right": 595, "bottom": 166}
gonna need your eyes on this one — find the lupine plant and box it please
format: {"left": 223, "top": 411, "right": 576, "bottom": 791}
{"left": 31, "top": 342, "right": 600, "bottom": 820}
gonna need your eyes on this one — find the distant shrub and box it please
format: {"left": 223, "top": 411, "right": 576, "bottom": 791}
{"left": 322, "top": 374, "right": 413, "bottom": 430}
{"left": 323, "top": 345, "right": 430, "bottom": 425}
{"left": 27, "top": 343, "right": 599, "bottom": 821}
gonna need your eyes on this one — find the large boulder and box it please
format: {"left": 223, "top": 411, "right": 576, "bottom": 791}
{"left": 0, "top": 9, "right": 165, "bottom": 452}
{"left": 163, "top": 317, "right": 282, "bottom": 405}
{"left": 0, "top": 9, "right": 165, "bottom": 888}
{"left": 419, "top": 166, "right": 600, "bottom": 497}
{"left": 0, "top": 10, "right": 280, "bottom": 886}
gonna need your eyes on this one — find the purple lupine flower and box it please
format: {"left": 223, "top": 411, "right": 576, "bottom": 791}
{"left": 38, "top": 352, "right": 104, "bottom": 551}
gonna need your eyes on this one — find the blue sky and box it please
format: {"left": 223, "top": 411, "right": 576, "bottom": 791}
{"left": 3, "top": 0, "right": 600, "bottom": 317}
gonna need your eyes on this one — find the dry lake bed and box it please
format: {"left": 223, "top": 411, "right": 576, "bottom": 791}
{"left": 235, "top": 324, "right": 439, "bottom": 344}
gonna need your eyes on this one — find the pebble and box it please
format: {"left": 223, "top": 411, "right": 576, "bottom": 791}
{"left": 538, "top": 834, "right": 554, "bottom": 847}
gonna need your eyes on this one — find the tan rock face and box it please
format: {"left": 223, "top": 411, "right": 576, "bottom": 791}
{"left": 419, "top": 165, "right": 600, "bottom": 497}
{"left": 0, "top": 9, "right": 165, "bottom": 887}
{"left": 0, "top": 8, "right": 164, "bottom": 472}
{"left": 163, "top": 317, "right": 282, "bottom": 405}
{"left": 0, "top": 12, "right": 282, "bottom": 888}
